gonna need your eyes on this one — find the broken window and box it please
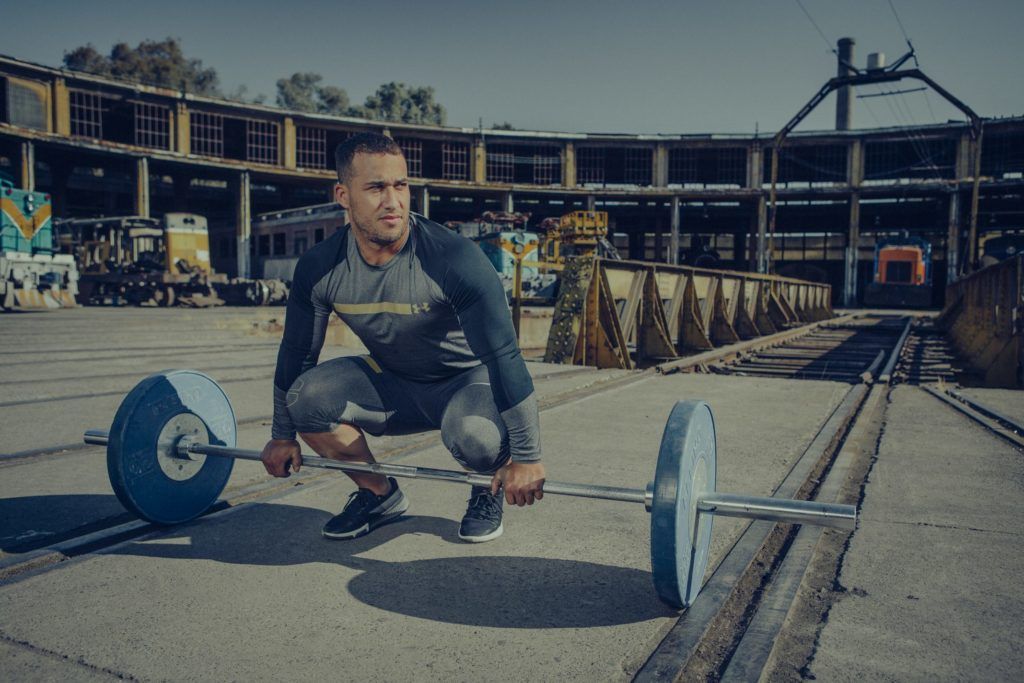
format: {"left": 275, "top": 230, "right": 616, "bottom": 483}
{"left": 190, "top": 111, "right": 224, "bottom": 157}
{"left": 442, "top": 142, "right": 469, "bottom": 180}
{"left": 765, "top": 145, "right": 847, "bottom": 184}
{"left": 486, "top": 144, "right": 515, "bottom": 183}
{"left": 396, "top": 138, "right": 423, "bottom": 177}
{"left": 296, "top": 125, "right": 327, "bottom": 170}
{"left": 669, "top": 147, "right": 747, "bottom": 187}
{"left": 69, "top": 90, "right": 103, "bottom": 138}
{"left": 623, "top": 148, "right": 652, "bottom": 185}
{"left": 864, "top": 138, "right": 956, "bottom": 181}
{"left": 578, "top": 147, "right": 605, "bottom": 184}
{"left": 134, "top": 102, "right": 170, "bottom": 150}
{"left": 247, "top": 119, "right": 279, "bottom": 165}
{"left": 4, "top": 77, "right": 48, "bottom": 131}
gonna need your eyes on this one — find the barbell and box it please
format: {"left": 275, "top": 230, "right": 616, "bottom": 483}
{"left": 83, "top": 369, "right": 856, "bottom": 609}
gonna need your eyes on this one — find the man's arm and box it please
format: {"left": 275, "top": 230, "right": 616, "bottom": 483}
{"left": 442, "top": 241, "right": 541, "bottom": 464}
{"left": 271, "top": 255, "right": 333, "bottom": 440}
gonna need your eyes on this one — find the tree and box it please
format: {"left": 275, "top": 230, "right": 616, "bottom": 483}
{"left": 491, "top": 122, "right": 516, "bottom": 130}
{"left": 358, "top": 82, "right": 446, "bottom": 125}
{"left": 63, "top": 38, "right": 221, "bottom": 96}
{"left": 276, "top": 73, "right": 351, "bottom": 115}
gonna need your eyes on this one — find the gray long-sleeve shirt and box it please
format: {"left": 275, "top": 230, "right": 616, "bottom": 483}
{"left": 271, "top": 213, "right": 541, "bottom": 462}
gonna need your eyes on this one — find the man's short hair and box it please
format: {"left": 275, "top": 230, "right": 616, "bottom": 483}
{"left": 335, "top": 132, "right": 403, "bottom": 183}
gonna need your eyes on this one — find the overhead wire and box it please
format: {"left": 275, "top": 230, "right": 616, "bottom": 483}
{"left": 794, "top": 0, "right": 837, "bottom": 54}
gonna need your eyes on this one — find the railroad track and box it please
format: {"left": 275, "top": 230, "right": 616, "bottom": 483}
{"left": 891, "top": 317, "right": 963, "bottom": 385}
{"left": 708, "top": 315, "right": 908, "bottom": 383}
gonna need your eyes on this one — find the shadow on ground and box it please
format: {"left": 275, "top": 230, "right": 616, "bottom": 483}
{"left": 112, "top": 502, "right": 675, "bottom": 628}
{"left": 0, "top": 494, "right": 130, "bottom": 553}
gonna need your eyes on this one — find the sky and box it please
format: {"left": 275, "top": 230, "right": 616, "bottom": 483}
{"left": 1, "top": 0, "right": 1020, "bottom": 135}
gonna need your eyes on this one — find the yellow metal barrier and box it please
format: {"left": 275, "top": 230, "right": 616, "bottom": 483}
{"left": 940, "top": 254, "right": 1023, "bottom": 388}
{"left": 544, "top": 258, "right": 834, "bottom": 369}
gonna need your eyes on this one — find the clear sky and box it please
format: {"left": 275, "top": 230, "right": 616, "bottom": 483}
{"left": 2, "top": 0, "right": 1020, "bottom": 135}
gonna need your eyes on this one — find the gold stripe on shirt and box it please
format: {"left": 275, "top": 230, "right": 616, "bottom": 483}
{"left": 333, "top": 302, "right": 414, "bottom": 315}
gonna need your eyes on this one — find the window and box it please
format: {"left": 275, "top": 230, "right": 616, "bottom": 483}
{"left": 624, "top": 148, "right": 652, "bottom": 185}
{"left": 487, "top": 144, "right": 515, "bottom": 183}
{"left": 578, "top": 147, "right": 605, "bottom": 184}
{"left": 669, "top": 147, "right": 747, "bottom": 187}
{"left": 190, "top": 111, "right": 224, "bottom": 157}
{"left": 314, "top": 228, "right": 325, "bottom": 243}
{"left": 247, "top": 120, "right": 279, "bottom": 165}
{"left": 442, "top": 143, "right": 469, "bottom": 180}
{"left": 296, "top": 126, "right": 327, "bottom": 169}
{"left": 257, "top": 234, "right": 270, "bottom": 256}
{"left": 397, "top": 138, "right": 423, "bottom": 177}
{"left": 134, "top": 102, "right": 170, "bottom": 150}
{"left": 5, "top": 78, "right": 48, "bottom": 131}
{"left": 69, "top": 90, "right": 103, "bottom": 138}
{"left": 272, "top": 232, "right": 286, "bottom": 255}
{"left": 294, "top": 234, "right": 308, "bottom": 255}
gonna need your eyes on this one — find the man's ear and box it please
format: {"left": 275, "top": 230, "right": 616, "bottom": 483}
{"left": 334, "top": 182, "right": 349, "bottom": 210}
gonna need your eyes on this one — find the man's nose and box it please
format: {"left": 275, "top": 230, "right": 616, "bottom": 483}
{"left": 381, "top": 185, "right": 402, "bottom": 208}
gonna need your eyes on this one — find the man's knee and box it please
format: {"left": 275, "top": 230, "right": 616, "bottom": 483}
{"left": 442, "top": 414, "right": 508, "bottom": 473}
{"left": 285, "top": 361, "right": 388, "bottom": 436}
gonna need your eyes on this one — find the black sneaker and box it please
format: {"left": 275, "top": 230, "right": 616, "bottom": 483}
{"left": 458, "top": 486, "right": 504, "bottom": 543}
{"left": 322, "top": 477, "right": 408, "bottom": 540}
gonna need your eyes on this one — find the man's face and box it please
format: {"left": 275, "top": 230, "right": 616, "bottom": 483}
{"left": 335, "top": 152, "right": 411, "bottom": 247}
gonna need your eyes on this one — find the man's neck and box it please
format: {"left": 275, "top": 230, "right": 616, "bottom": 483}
{"left": 352, "top": 223, "right": 410, "bottom": 266}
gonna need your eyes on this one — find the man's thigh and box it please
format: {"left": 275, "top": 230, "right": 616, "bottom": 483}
{"left": 286, "top": 356, "right": 433, "bottom": 436}
{"left": 437, "top": 368, "right": 510, "bottom": 473}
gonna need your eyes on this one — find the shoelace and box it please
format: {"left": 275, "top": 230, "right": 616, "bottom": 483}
{"left": 466, "top": 491, "right": 502, "bottom": 521}
{"left": 343, "top": 487, "right": 382, "bottom": 516}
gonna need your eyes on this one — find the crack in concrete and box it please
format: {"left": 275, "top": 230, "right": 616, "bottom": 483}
{"left": 870, "top": 518, "right": 1023, "bottom": 536}
{"left": 0, "top": 630, "right": 138, "bottom": 681}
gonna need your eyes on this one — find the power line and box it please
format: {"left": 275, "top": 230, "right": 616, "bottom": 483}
{"left": 886, "top": 0, "right": 913, "bottom": 44}
{"left": 794, "top": 0, "right": 837, "bottom": 53}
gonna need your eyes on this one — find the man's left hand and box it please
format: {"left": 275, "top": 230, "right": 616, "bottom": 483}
{"left": 491, "top": 461, "right": 546, "bottom": 506}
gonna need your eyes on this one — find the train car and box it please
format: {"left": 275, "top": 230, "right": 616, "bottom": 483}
{"left": 0, "top": 176, "right": 79, "bottom": 310}
{"left": 863, "top": 234, "right": 933, "bottom": 308}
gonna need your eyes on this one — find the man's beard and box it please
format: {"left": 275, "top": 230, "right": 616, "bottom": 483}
{"left": 352, "top": 214, "right": 408, "bottom": 246}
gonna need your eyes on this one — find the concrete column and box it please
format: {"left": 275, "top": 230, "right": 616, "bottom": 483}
{"left": 282, "top": 117, "right": 297, "bottom": 169}
{"left": 19, "top": 141, "right": 35, "bottom": 192}
{"left": 417, "top": 185, "right": 430, "bottom": 219}
{"left": 835, "top": 38, "right": 855, "bottom": 130}
{"left": 586, "top": 195, "right": 596, "bottom": 212}
{"left": 653, "top": 215, "right": 664, "bottom": 261}
{"left": 174, "top": 103, "right": 190, "bottom": 155}
{"left": 654, "top": 144, "right": 669, "bottom": 187}
{"left": 669, "top": 196, "right": 681, "bottom": 265}
{"left": 473, "top": 138, "right": 486, "bottom": 183}
{"left": 52, "top": 78, "right": 70, "bottom": 136}
{"left": 755, "top": 196, "right": 768, "bottom": 273}
{"left": 946, "top": 190, "right": 961, "bottom": 282}
{"left": 501, "top": 191, "right": 514, "bottom": 213}
{"left": 134, "top": 157, "right": 150, "bottom": 218}
{"left": 844, "top": 193, "right": 861, "bottom": 306}
{"left": 844, "top": 139, "right": 863, "bottom": 305}
{"left": 236, "top": 171, "right": 252, "bottom": 279}
{"left": 747, "top": 144, "right": 763, "bottom": 189}
{"left": 562, "top": 142, "right": 577, "bottom": 187}
{"left": 955, "top": 131, "right": 972, "bottom": 180}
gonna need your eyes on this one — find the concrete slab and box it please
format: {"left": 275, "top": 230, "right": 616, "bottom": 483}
{"left": 957, "top": 387, "right": 1024, "bottom": 426}
{"left": 0, "top": 372, "right": 848, "bottom": 681}
{"left": 809, "top": 386, "right": 1024, "bottom": 681}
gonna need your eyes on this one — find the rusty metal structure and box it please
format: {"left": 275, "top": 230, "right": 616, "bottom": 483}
{"left": 544, "top": 258, "right": 832, "bottom": 369}
{"left": 939, "top": 254, "right": 1023, "bottom": 387}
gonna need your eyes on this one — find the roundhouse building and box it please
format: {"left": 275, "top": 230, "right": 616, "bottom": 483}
{"left": 1, "top": 53, "right": 1021, "bottom": 305}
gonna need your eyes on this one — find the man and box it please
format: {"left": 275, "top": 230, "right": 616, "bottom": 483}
{"left": 260, "top": 132, "right": 545, "bottom": 543}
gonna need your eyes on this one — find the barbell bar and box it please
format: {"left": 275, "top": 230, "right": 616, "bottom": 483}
{"left": 84, "top": 370, "right": 857, "bottom": 609}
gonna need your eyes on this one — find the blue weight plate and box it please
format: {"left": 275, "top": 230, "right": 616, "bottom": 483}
{"left": 650, "top": 400, "right": 717, "bottom": 608}
{"left": 107, "top": 370, "right": 236, "bottom": 524}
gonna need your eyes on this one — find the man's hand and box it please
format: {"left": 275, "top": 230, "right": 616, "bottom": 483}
{"left": 260, "top": 439, "right": 302, "bottom": 478}
{"left": 491, "top": 461, "right": 546, "bottom": 506}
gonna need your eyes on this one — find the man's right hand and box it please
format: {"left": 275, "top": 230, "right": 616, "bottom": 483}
{"left": 260, "top": 439, "right": 302, "bottom": 478}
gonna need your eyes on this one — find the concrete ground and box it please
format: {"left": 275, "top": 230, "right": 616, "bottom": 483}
{"left": 2, "top": 308, "right": 1020, "bottom": 681}
{"left": 0, "top": 308, "right": 849, "bottom": 681}
{"left": 808, "top": 385, "right": 1024, "bottom": 681}
{"left": 956, "top": 387, "right": 1024, "bottom": 425}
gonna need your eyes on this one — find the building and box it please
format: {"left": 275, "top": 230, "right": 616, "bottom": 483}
{"left": 1, "top": 53, "right": 1021, "bottom": 304}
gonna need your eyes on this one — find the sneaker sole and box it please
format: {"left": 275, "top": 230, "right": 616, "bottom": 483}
{"left": 321, "top": 498, "right": 410, "bottom": 540}
{"left": 458, "top": 522, "right": 504, "bottom": 543}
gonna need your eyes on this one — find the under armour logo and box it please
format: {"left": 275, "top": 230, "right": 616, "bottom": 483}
{"left": 412, "top": 303, "right": 431, "bottom": 314}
